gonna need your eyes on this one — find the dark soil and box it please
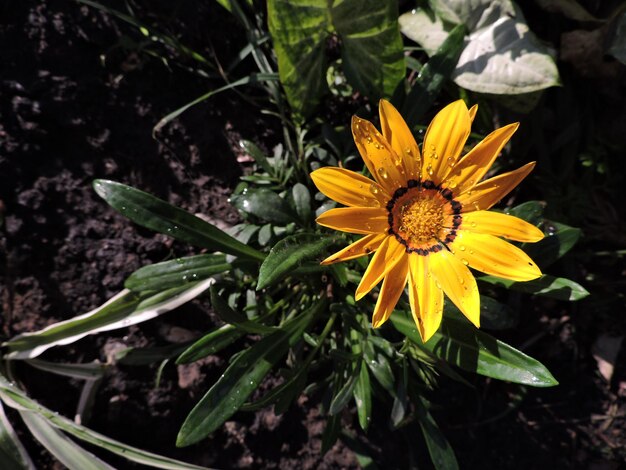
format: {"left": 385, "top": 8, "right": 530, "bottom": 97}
{"left": 1, "top": 1, "right": 625, "bottom": 469}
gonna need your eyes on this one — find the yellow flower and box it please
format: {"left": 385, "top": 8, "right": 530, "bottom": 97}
{"left": 311, "top": 100, "right": 544, "bottom": 342}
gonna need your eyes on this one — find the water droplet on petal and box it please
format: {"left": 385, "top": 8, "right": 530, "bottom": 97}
{"left": 461, "top": 258, "right": 469, "bottom": 266}
{"left": 377, "top": 168, "right": 388, "bottom": 180}
{"left": 459, "top": 245, "right": 466, "bottom": 251}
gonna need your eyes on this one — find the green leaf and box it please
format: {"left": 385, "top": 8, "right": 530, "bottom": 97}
{"left": 0, "top": 375, "right": 207, "bottom": 470}
{"left": 268, "top": 0, "right": 405, "bottom": 118}
{"left": 479, "top": 274, "right": 589, "bottom": 301}
{"left": 452, "top": 10, "right": 561, "bottom": 94}
{"left": 229, "top": 188, "right": 297, "bottom": 225}
{"left": 176, "top": 300, "right": 325, "bottom": 446}
{"left": 392, "top": 312, "right": 558, "bottom": 387}
{"left": 363, "top": 341, "right": 395, "bottom": 394}
{"left": 291, "top": 183, "right": 312, "bottom": 225}
{"left": 399, "top": 8, "right": 453, "bottom": 56}
{"left": 257, "top": 233, "right": 339, "bottom": 290}
{"left": 505, "top": 200, "right": 545, "bottom": 226}
{"left": 332, "top": 0, "right": 405, "bottom": 98}
{"left": 125, "top": 254, "right": 231, "bottom": 292}
{"left": 239, "top": 140, "right": 274, "bottom": 174}
{"left": 607, "top": 10, "right": 626, "bottom": 65}
{"left": 19, "top": 412, "right": 115, "bottom": 470}
{"left": 523, "top": 221, "right": 581, "bottom": 268}
{"left": 353, "top": 360, "right": 372, "bottom": 431}
{"left": 340, "top": 431, "right": 380, "bottom": 470}
{"left": 26, "top": 360, "right": 107, "bottom": 380}
{"left": 401, "top": 24, "right": 466, "bottom": 128}
{"left": 0, "top": 401, "right": 34, "bottom": 470}
{"left": 4, "top": 280, "right": 214, "bottom": 359}
{"left": 93, "top": 180, "right": 264, "bottom": 261}
{"left": 114, "top": 342, "right": 191, "bottom": 366}
{"left": 153, "top": 73, "right": 279, "bottom": 135}
{"left": 416, "top": 397, "right": 458, "bottom": 470}
{"left": 210, "top": 287, "right": 277, "bottom": 335}
{"left": 175, "top": 324, "right": 244, "bottom": 364}
{"left": 329, "top": 362, "right": 361, "bottom": 416}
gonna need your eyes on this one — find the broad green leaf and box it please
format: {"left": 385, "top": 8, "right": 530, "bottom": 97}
{"left": 0, "top": 401, "right": 34, "bottom": 470}
{"left": 415, "top": 397, "right": 459, "bottom": 470}
{"left": 332, "top": 0, "right": 405, "bottom": 98}
{"left": 175, "top": 324, "right": 244, "bottom": 364}
{"left": 19, "top": 412, "right": 115, "bottom": 470}
{"left": 523, "top": 221, "right": 581, "bottom": 268}
{"left": 210, "top": 287, "right": 277, "bottom": 335}
{"left": 125, "top": 254, "right": 231, "bottom": 292}
{"left": 401, "top": 25, "right": 466, "bottom": 128}
{"left": 353, "top": 360, "right": 372, "bottom": 431}
{"left": 4, "top": 280, "right": 214, "bottom": 359}
{"left": 291, "top": 183, "right": 312, "bottom": 225}
{"left": 176, "top": 300, "right": 325, "bottom": 446}
{"left": 479, "top": 274, "right": 589, "bottom": 301}
{"left": 429, "top": 0, "right": 516, "bottom": 30}
{"left": 93, "top": 180, "right": 264, "bottom": 261}
{"left": 229, "top": 188, "right": 297, "bottom": 225}
{"left": 392, "top": 312, "right": 558, "bottom": 386}
{"left": 452, "top": 14, "right": 560, "bottom": 94}
{"left": 505, "top": 200, "right": 545, "bottom": 226}
{"left": 257, "top": 234, "right": 339, "bottom": 290}
{"left": 399, "top": 8, "right": 453, "bottom": 56}
{"left": 268, "top": 0, "right": 405, "bottom": 118}
{"left": 0, "top": 376, "right": 207, "bottom": 470}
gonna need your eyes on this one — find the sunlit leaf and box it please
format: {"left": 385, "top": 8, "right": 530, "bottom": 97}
{"left": 353, "top": 360, "right": 372, "bottom": 431}
{"left": 0, "top": 375, "right": 205, "bottom": 470}
{"left": 4, "top": 280, "right": 214, "bottom": 359}
{"left": 392, "top": 312, "right": 558, "bottom": 386}
{"left": 257, "top": 233, "right": 339, "bottom": 290}
{"left": 0, "top": 401, "right": 34, "bottom": 470}
{"left": 175, "top": 324, "right": 244, "bottom": 364}
{"left": 93, "top": 180, "right": 265, "bottom": 261}
{"left": 523, "top": 220, "right": 581, "bottom": 268}
{"left": 479, "top": 274, "right": 589, "bottom": 301}
{"left": 125, "top": 254, "right": 231, "bottom": 292}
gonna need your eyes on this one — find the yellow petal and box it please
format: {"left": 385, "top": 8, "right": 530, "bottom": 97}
{"left": 457, "top": 162, "right": 536, "bottom": 212}
{"left": 356, "top": 236, "right": 406, "bottom": 300}
{"left": 352, "top": 116, "right": 408, "bottom": 192}
{"left": 421, "top": 100, "right": 470, "bottom": 184}
{"left": 372, "top": 256, "right": 409, "bottom": 328}
{"left": 311, "top": 167, "right": 389, "bottom": 208}
{"left": 443, "top": 123, "right": 519, "bottom": 195}
{"left": 462, "top": 211, "right": 544, "bottom": 242}
{"left": 450, "top": 231, "right": 542, "bottom": 281}
{"left": 430, "top": 249, "right": 480, "bottom": 327}
{"left": 321, "top": 233, "right": 387, "bottom": 265}
{"left": 408, "top": 254, "right": 443, "bottom": 342}
{"left": 316, "top": 207, "right": 389, "bottom": 234}
{"left": 379, "top": 99, "right": 421, "bottom": 180}
{"left": 468, "top": 104, "right": 478, "bottom": 123}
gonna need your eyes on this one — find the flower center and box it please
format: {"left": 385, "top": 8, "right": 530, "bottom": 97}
{"left": 387, "top": 180, "right": 462, "bottom": 255}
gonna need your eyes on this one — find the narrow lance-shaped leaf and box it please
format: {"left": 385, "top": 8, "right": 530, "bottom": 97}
{"left": 209, "top": 287, "right": 277, "bottom": 335}
{"left": 257, "top": 233, "right": 340, "bottom": 290}
{"left": 125, "top": 254, "right": 231, "bottom": 293}
{"left": 0, "top": 375, "right": 206, "bottom": 470}
{"left": 479, "top": 274, "right": 589, "bottom": 301}
{"left": 176, "top": 299, "right": 326, "bottom": 447}
{"left": 415, "top": 397, "right": 459, "bottom": 470}
{"left": 93, "top": 180, "right": 265, "bottom": 261}
{"left": 0, "top": 401, "right": 35, "bottom": 470}
{"left": 392, "top": 312, "right": 558, "bottom": 387}
{"left": 19, "top": 412, "right": 115, "bottom": 470}
{"left": 4, "top": 279, "right": 214, "bottom": 359}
